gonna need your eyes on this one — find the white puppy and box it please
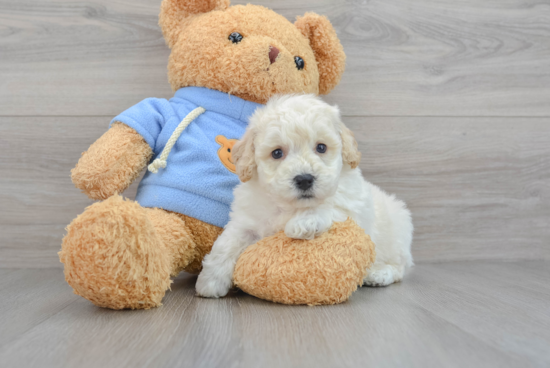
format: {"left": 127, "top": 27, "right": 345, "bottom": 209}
{"left": 196, "top": 94, "right": 413, "bottom": 298}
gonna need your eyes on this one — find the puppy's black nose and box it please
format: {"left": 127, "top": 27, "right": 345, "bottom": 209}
{"left": 294, "top": 174, "right": 315, "bottom": 191}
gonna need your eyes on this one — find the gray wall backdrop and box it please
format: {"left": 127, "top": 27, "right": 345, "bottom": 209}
{"left": 1, "top": 0, "right": 549, "bottom": 268}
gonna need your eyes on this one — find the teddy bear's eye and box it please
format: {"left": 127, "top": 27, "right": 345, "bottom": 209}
{"left": 294, "top": 56, "right": 305, "bottom": 70}
{"left": 229, "top": 32, "right": 243, "bottom": 44}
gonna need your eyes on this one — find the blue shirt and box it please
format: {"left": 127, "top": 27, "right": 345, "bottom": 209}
{"left": 111, "top": 87, "right": 262, "bottom": 227}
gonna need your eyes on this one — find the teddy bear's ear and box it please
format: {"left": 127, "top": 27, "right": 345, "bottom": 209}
{"left": 160, "top": 0, "right": 231, "bottom": 48}
{"left": 295, "top": 13, "right": 346, "bottom": 95}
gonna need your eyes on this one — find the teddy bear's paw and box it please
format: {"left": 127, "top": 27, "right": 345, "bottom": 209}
{"left": 234, "top": 219, "right": 376, "bottom": 305}
{"left": 363, "top": 264, "right": 402, "bottom": 287}
{"left": 196, "top": 272, "right": 232, "bottom": 298}
{"left": 59, "top": 195, "right": 171, "bottom": 309}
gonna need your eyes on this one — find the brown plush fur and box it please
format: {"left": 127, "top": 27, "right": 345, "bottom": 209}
{"left": 62, "top": 0, "right": 349, "bottom": 309}
{"left": 174, "top": 213, "right": 224, "bottom": 274}
{"left": 160, "top": 3, "right": 346, "bottom": 104}
{"left": 60, "top": 195, "right": 223, "bottom": 309}
{"left": 59, "top": 196, "right": 172, "bottom": 310}
{"left": 234, "top": 219, "right": 375, "bottom": 306}
{"left": 294, "top": 13, "right": 347, "bottom": 95}
{"left": 71, "top": 122, "right": 153, "bottom": 200}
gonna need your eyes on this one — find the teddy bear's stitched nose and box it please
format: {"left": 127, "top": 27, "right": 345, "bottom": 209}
{"left": 269, "top": 46, "right": 280, "bottom": 64}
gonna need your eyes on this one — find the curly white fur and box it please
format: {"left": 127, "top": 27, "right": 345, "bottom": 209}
{"left": 196, "top": 94, "right": 413, "bottom": 298}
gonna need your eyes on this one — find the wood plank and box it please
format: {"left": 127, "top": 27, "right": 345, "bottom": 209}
{"left": 1, "top": 0, "right": 549, "bottom": 117}
{"left": 1, "top": 116, "right": 549, "bottom": 267}
{"left": 0, "top": 269, "right": 79, "bottom": 347}
{"left": 0, "top": 264, "right": 536, "bottom": 368}
{"left": 394, "top": 261, "right": 550, "bottom": 367}
{"left": 351, "top": 116, "right": 550, "bottom": 262}
{"left": 0, "top": 116, "right": 140, "bottom": 267}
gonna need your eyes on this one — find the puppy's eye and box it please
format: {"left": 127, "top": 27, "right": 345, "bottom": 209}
{"left": 229, "top": 32, "right": 243, "bottom": 43}
{"left": 316, "top": 143, "right": 327, "bottom": 153}
{"left": 272, "top": 149, "right": 283, "bottom": 159}
{"left": 294, "top": 56, "right": 305, "bottom": 70}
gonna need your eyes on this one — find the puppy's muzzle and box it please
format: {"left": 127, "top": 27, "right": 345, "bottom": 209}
{"left": 294, "top": 174, "right": 315, "bottom": 191}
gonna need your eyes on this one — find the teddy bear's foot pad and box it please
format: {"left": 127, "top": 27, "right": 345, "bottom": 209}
{"left": 59, "top": 195, "right": 172, "bottom": 310}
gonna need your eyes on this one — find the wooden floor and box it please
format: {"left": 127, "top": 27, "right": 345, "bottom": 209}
{"left": 0, "top": 261, "right": 548, "bottom": 368}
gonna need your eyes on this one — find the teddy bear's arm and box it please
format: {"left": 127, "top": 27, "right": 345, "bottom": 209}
{"left": 71, "top": 122, "right": 153, "bottom": 200}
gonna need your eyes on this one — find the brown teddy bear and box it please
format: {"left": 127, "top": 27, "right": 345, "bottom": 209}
{"left": 60, "top": 0, "right": 370, "bottom": 309}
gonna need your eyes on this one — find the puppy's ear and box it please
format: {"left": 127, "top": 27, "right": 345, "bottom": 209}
{"left": 294, "top": 13, "right": 346, "bottom": 95}
{"left": 160, "top": 0, "right": 230, "bottom": 48}
{"left": 232, "top": 127, "right": 256, "bottom": 182}
{"left": 330, "top": 105, "right": 360, "bottom": 169}
{"left": 341, "top": 124, "right": 361, "bottom": 169}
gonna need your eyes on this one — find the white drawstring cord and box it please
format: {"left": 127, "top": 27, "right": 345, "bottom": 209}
{"left": 148, "top": 106, "right": 206, "bottom": 173}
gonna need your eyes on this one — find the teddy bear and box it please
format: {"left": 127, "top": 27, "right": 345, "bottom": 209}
{"left": 59, "top": 0, "right": 368, "bottom": 309}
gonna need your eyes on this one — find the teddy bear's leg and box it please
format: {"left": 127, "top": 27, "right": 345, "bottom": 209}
{"left": 60, "top": 195, "right": 224, "bottom": 309}
{"left": 60, "top": 195, "right": 173, "bottom": 310}
{"left": 172, "top": 214, "right": 224, "bottom": 275}
{"left": 144, "top": 210, "right": 222, "bottom": 276}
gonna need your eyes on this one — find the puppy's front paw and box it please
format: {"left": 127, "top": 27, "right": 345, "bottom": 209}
{"left": 196, "top": 272, "right": 232, "bottom": 298}
{"left": 285, "top": 221, "right": 315, "bottom": 239}
{"left": 284, "top": 216, "right": 331, "bottom": 240}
